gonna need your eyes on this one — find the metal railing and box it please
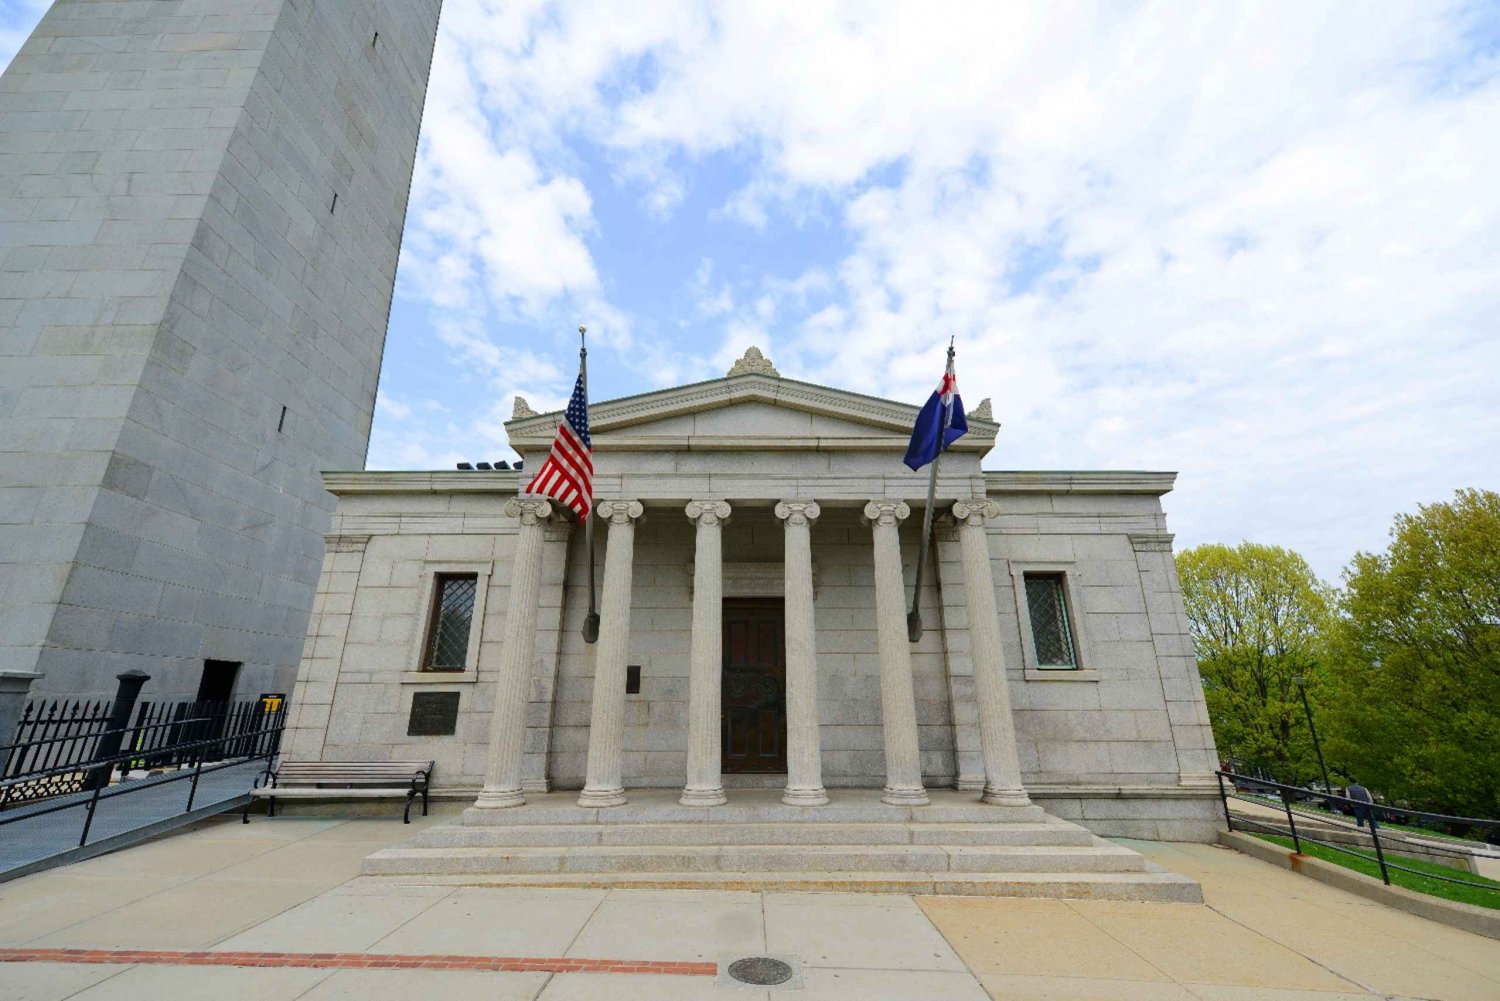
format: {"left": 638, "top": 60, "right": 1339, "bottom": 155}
{"left": 1216, "top": 770, "right": 1500, "bottom": 898}
{"left": 0, "top": 711, "right": 285, "bottom": 850}
{"left": 2, "top": 699, "right": 276, "bottom": 805}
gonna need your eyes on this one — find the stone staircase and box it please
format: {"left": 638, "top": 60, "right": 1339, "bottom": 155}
{"left": 362, "top": 789, "right": 1202, "bottom": 901}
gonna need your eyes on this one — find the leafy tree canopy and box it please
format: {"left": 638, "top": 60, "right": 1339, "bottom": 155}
{"left": 1176, "top": 542, "right": 1333, "bottom": 784}
{"left": 1323, "top": 489, "right": 1500, "bottom": 818}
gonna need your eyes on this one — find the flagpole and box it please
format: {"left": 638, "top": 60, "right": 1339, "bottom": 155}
{"left": 579, "top": 325, "right": 600, "bottom": 644}
{"left": 907, "top": 337, "right": 955, "bottom": 643}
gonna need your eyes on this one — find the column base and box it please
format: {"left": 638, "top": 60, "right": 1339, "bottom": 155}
{"left": 881, "top": 784, "right": 930, "bottom": 806}
{"left": 473, "top": 787, "right": 525, "bottom": 809}
{"left": 782, "top": 786, "right": 829, "bottom": 807}
{"left": 981, "top": 785, "right": 1033, "bottom": 808}
{"left": 679, "top": 787, "right": 728, "bottom": 807}
{"left": 577, "top": 786, "right": 627, "bottom": 808}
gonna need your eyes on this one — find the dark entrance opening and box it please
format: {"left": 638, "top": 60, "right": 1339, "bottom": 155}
{"left": 196, "top": 660, "right": 240, "bottom": 704}
{"left": 721, "top": 598, "right": 787, "bottom": 774}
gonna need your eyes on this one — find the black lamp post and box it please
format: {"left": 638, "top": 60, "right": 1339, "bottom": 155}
{"left": 1294, "top": 675, "right": 1331, "bottom": 795}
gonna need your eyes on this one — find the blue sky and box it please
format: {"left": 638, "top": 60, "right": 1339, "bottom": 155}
{"left": 4, "top": 1, "right": 1498, "bottom": 582}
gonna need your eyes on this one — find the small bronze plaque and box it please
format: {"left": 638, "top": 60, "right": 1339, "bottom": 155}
{"left": 407, "top": 691, "right": 460, "bottom": 736}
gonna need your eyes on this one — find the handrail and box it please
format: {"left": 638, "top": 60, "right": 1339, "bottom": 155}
{"left": 0, "top": 714, "right": 216, "bottom": 759}
{"left": 1217, "top": 770, "right": 1500, "bottom": 831}
{"left": 1216, "top": 771, "right": 1500, "bottom": 895}
{"left": 0, "top": 716, "right": 282, "bottom": 793}
{"left": 0, "top": 718, "right": 285, "bottom": 852}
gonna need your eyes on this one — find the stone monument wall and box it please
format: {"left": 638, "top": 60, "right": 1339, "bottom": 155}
{"left": 0, "top": 0, "right": 443, "bottom": 699}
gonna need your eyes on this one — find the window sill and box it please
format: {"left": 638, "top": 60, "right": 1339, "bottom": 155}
{"left": 1024, "top": 668, "right": 1100, "bottom": 682}
{"left": 400, "top": 670, "right": 478, "bottom": 685}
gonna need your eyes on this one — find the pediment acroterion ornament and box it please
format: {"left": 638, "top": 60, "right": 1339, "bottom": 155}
{"left": 512, "top": 396, "right": 538, "bottom": 419}
{"left": 968, "top": 397, "right": 993, "bottom": 421}
{"left": 727, "top": 346, "right": 780, "bottom": 378}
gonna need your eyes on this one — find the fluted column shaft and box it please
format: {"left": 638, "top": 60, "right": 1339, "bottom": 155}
{"left": 476, "top": 498, "right": 552, "bottom": 808}
{"left": 777, "top": 500, "right": 828, "bottom": 806}
{"left": 953, "top": 500, "right": 1032, "bottom": 806}
{"left": 578, "top": 500, "right": 644, "bottom": 807}
{"left": 681, "top": 500, "right": 731, "bottom": 806}
{"left": 864, "top": 500, "right": 929, "bottom": 806}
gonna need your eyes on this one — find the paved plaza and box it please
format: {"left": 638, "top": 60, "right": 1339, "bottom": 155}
{"left": 0, "top": 809, "right": 1496, "bottom": 1000}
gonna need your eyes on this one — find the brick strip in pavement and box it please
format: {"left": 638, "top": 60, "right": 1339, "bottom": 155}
{"left": 0, "top": 948, "right": 717, "bottom": 977}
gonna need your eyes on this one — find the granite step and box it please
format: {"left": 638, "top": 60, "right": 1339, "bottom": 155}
{"left": 362, "top": 841, "right": 1150, "bottom": 876}
{"left": 406, "top": 820, "right": 1097, "bottom": 850}
{"left": 456, "top": 797, "right": 1047, "bottom": 828}
{"left": 354, "top": 867, "right": 1204, "bottom": 903}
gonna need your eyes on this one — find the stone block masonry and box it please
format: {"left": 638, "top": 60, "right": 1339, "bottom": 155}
{"left": 0, "top": 1, "right": 443, "bottom": 699}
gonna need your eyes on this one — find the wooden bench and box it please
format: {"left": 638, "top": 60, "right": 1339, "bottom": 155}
{"left": 243, "top": 760, "right": 432, "bottom": 824}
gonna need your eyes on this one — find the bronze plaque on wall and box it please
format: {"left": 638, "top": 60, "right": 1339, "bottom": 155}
{"left": 407, "top": 691, "right": 460, "bottom": 736}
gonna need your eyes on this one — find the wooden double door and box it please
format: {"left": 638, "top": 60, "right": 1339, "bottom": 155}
{"left": 721, "top": 598, "right": 787, "bottom": 774}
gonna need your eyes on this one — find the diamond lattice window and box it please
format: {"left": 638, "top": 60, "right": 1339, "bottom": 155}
{"left": 424, "top": 574, "right": 477, "bottom": 671}
{"left": 1024, "top": 573, "right": 1078, "bottom": 669}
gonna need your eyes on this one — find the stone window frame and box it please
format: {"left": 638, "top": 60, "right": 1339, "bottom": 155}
{"left": 401, "top": 561, "right": 492, "bottom": 685}
{"left": 1008, "top": 561, "right": 1100, "bottom": 682}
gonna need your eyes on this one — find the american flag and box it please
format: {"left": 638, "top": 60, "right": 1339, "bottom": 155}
{"left": 524, "top": 370, "right": 593, "bottom": 522}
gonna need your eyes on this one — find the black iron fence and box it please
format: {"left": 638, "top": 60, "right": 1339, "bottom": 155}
{"left": 0, "top": 710, "right": 287, "bottom": 851}
{"left": 1217, "top": 770, "right": 1500, "bottom": 899}
{"left": 1, "top": 698, "right": 284, "bottom": 807}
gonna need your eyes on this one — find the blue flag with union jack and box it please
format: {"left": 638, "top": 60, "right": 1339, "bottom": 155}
{"left": 524, "top": 369, "right": 593, "bottom": 522}
{"left": 902, "top": 352, "right": 968, "bottom": 471}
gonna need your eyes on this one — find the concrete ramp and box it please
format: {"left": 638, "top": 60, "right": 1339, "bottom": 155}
{"left": 0, "top": 760, "right": 263, "bottom": 882}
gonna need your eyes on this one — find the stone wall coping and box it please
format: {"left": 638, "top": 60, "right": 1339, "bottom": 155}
{"left": 984, "top": 470, "right": 1177, "bottom": 495}
{"left": 1028, "top": 783, "right": 1222, "bottom": 800}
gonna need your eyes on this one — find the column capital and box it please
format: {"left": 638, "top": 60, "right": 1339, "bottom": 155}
{"left": 774, "top": 499, "right": 820, "bottom": 526}
{"left": 505, "top": 497, "right": 553, "bottom": 525}
{"left": 951, "top": 498, "right": 1000, "bottom": 526}
{"left": 685, "top": 499, "right": 731, "bottom": 526}
{"left": 861, "top": 499, "right": 910, "bottom": 527}
{"left": 596, "top": 499, "right": 644, "bottom": 524}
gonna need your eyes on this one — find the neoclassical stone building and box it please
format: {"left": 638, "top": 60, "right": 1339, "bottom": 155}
{"left": 283, "top": 349, "right": 1220, "bottom": 842}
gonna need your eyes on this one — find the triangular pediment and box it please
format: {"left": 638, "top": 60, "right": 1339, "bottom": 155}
{"left": 505, "top": 350, "right": 999, "bottom": 455}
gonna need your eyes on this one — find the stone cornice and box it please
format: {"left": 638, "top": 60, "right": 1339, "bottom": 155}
{"left": 505, "top": 373, "right": 1002, "bottom": 451}
{"left": 984, "top": 470, "right": 1177, "bottom": 495}
{"left": 322, "top": 470, "right": 523, "bottom": 495}
{"left": 320, "top": 468, "right": 1178, "bottom": 501}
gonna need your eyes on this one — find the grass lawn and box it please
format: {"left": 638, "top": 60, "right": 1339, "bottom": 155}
{"left": 1255, "top": 833, "right": 1500, "bottom": 910}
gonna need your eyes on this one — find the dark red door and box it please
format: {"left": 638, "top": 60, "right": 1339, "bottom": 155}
{"left": 721, "top": 599, "right": 787, "bottom": 773}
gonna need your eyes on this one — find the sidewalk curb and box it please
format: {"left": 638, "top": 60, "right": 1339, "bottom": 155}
{"left": 1219, "top": 830, "right": 1500, "bottom": 941}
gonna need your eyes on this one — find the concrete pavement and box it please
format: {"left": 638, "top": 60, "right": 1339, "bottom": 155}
{"left": 0, "top": 810, "right": 1496, "bottom": 1000}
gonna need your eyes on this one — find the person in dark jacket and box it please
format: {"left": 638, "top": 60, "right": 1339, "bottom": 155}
{"left": 1346, "top": 780, "right": 1375, "bottom": 828}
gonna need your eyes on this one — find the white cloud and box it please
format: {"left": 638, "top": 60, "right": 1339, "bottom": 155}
{"left": 384, "top": 0, "right": 1499, "bottom": 577}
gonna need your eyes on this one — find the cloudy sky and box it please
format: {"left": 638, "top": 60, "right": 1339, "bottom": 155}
{"left": 3, "top": 1, "right": 1497, "bottom": 582}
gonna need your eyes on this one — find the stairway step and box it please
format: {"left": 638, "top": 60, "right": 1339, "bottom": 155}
{"left": 458, "top": 800, "right": 1047, "bottom": 827}
{"left": 354, "top": 868, "right": 1202, "bottom": 903}
{"left": 409, "top": 820, "right": 1094, "bottom": 850}
{"left": 363, "top": 842, "right": 1149, "bottom": 877}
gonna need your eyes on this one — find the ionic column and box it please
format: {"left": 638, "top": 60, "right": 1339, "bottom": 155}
{"left": 577, "top": 499, "right": 644, "bottom": 808}
{"left": 863, "top": 500, "right": 929, "bottom": 806}
{"left": 681, "top": 499, "right": 731, "bottom": 806}
{"left": 777, "top": 500, "right": 828, "bottom": 806}
{"left": 475, "top": 498, "right": 552, "bottom": 809}
{"left": 952, "top": 499, "right": 1032, "bottom": 806}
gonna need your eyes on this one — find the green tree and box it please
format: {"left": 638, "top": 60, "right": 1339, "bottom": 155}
{"left": 1323, "top": 489, "right": 1500, "bottom": 818}
{"left": 1176, "top": 543, "right": 1333, "bottom": 783}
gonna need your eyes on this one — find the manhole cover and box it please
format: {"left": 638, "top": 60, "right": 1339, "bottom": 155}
{"left": 727, "top": 957, "right": 794, "bottom": 986}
